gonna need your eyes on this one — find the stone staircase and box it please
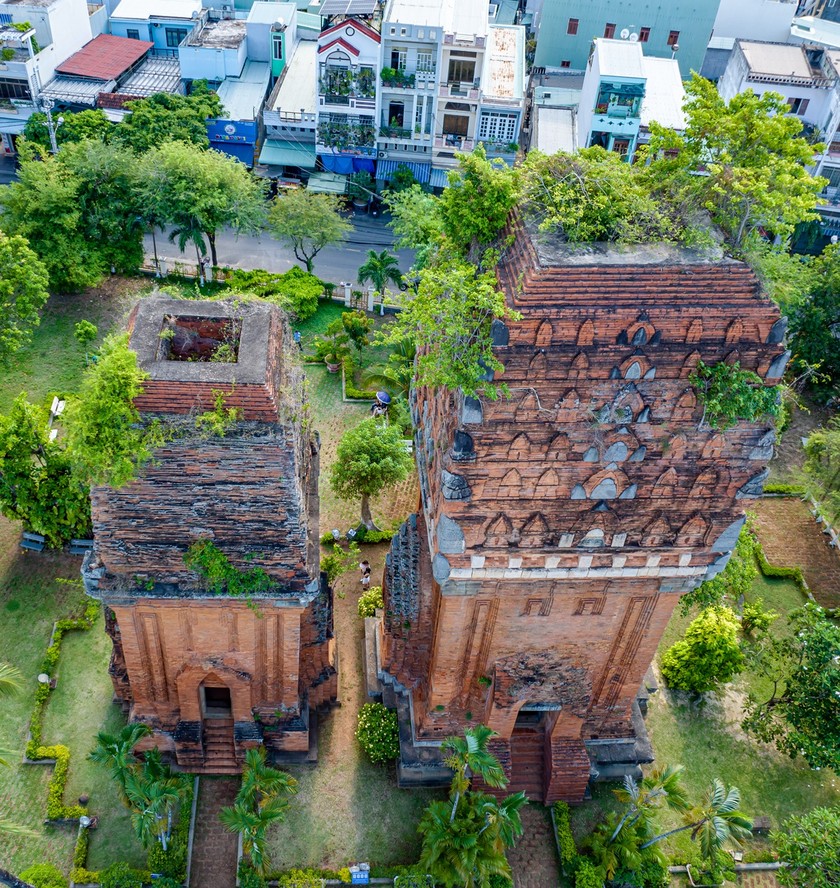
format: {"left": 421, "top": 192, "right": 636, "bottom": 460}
{"left": 508, "top": 729, "right": 546, "bottom": 801}
{"left": 201, "top": 719, "right": 239, "bottom": 774}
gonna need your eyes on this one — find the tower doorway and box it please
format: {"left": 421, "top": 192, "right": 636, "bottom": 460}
{"left": 202, "top": 684, "right": 232, "bottom": 718}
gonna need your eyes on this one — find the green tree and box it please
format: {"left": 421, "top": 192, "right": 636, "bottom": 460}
{"left": 0, "top": 229, "right": 49, "bottom": 365}
{"left": 63, "top": 333, "right": 159, "bottom": 488}
{"left": 329, "top": 417, "right": 413, "bottom": 529}
{"left": 142, "top": 141, "right": 266, "bottom": 268}
{"left": 644, "top": 74, "right": 825, "bottom": 247}
{"left": 219, "top": 747, "right": 296, "bottom": 875}
{"left": 341, "top": 309, "right": 373, "bottom": 361}
{"left": 690, "top": 360, "right": 781, "bottom": 430}
{"left": 772, "top": 806, "right": 840, "bottom": 888}
{"left": 115, "top": 86, "right": 223, "bottom": 154}
{"left": 357, "top": 249, "right": 403, "bottom": 300}
{"left": 804, "top": 419, "right": 840, "bottom": 522}
{"left": 384, "top": 183, "right": 444, "bottom": 268}
{"left": 88, "top": 722, "right": 153, "bottom": 802}
{"left": 742, "top": 603, "right": 840, "bottom": 770}
{"left": 124, "top": 753, "right": 189, "bottom": 851}
{"left": 0, "top": 394, "right": 91, "bottom": 546}
{"left": 22, "top": 108, "right": 112, "bottom": 151}
{"left": 387, "top": 254, "right": 518, "bottom": 399}
{"left": 74, "top": 320, "right": 98, "bottom": 350}
{"left": 267, "top": 189, "right": 351, "bottom": 273}
{"left": 660, "top": 606, "right": 744, "bottom": 695}
{"left": 442, "top": 724, "right": 506, "bottom": 823}
{"left": 438, "top": 144, "right": 519, "bottom": 258}
{"left": 0, "top": 151, "right": 106, "bottom": 292}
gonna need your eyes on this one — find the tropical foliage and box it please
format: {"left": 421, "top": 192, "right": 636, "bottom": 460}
{"left": 0, "top": 229, "right": 50, "bottom": 365}
{"left": 772, "top": 806, "right": 840, "bottom": 888}
{"left": 357, "top": 249, "right": 403, "bottom": 298}
{"left": 355, "top": 702, "right": 400, "bottom": 763}
{"left": 267, "top": 189, "right": 351, "bottom": 273}
{"left": 690, "top": 361, "right": 781, "bottom": 431}
{"left": 804, "top": 418, "right": 840, "bottom": 523}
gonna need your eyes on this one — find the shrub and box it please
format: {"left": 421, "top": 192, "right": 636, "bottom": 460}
{"left": 552, "top": 801, "right": 576, "bottom": 866}
{"left": 238, "top": 861, "right": 267, "bottom": 888}
{"left": 148, "top": 836, "right": 188, "bottom": 879}
{"left": 37, "top": 744, "right": 86, "bottom": 820}
{"left": 358, "top": 585, "right": 384, "bottom": 617}
{"left": 660, "top": 606, "right": 744, "bottom": 695}
{"left": 574, "top": 859, "right": 604, "bottom": 888}
{"left": 18, "top": 863, "right": 68, "bottom": 888}
{"left": 740, "top": 598, "right": 778, "bottom": 637}
{"left": 98, "top": 863, "right": 145, "bottom": 888}
{"left": 356, "top": 701, "right": 400, "bottom": 764}
{"left": 763, "top": 483, "right": 805, "bottom": 496}
{"left": 393, "top": 871, "right": 434, "bottom": 888}
{"left": 229, "top": 267, "right": 323, "bottom": 321}
{"left": 274, "top": 869, "right": 322, "bottom": 888}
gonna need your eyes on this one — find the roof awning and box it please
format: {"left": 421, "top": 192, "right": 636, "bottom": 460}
{"left": 258, "top": 140, "right": 317, "bottom": 169}
{"left": 429, "top": 167, "right": 450, "bottom": 189}
{"left": 376, "top": 158, "right": 431, "bottom": 184}
{"left": 307, "top": 172, "right": 347, "bottom": 194}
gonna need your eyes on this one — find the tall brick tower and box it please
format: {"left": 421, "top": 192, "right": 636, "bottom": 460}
{"left": 82, "top": 297, "right": 335, "bottom": 773}
{"left": 378, "top": 221, "right": 787, "bottom": 802}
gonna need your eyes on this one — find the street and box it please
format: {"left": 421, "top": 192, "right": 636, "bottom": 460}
{"left": 143, "top": 213, "right": 416, "bottom": 284}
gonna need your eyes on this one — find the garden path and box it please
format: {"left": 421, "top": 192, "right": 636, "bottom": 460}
{"left": 752, "top": 497, "right": 840, "bottom": 608}
{"left": 189, "top": 777, "right": 239, "bottom": 888}
{"left": 507, "top": 805, "right": 560, "bottom": 888}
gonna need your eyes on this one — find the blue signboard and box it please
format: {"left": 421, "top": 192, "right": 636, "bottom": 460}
{"left": 350, "top": 869, "right": 370, "bottom": 884}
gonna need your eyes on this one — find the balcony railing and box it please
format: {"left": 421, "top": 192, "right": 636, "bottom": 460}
{"left": 380, "top": 125, "right": 412, "bottom": 139}
{"left": 435, "top": 135, "right": 474, "bottom": 152}
{"left": 439, "top": 82, "right": 480, "bottom": 100}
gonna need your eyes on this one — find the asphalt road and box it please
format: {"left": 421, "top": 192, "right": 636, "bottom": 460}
{"left": 144, "top": 213, "right": 416, "bottom": 284}
{"left": 0, "top": 156, "right": 17, "bottom": 184}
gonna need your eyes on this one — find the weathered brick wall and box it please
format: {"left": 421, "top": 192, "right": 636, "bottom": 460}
{"left": 382, "top": 222, "right": 785, "bottom": 797}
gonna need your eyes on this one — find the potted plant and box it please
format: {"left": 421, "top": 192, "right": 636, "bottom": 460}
{"left": 314, "top": 320, "right": 351, "bottom": 372}
{"left": 348, "top": 171, "right": 374, "bottom": 210}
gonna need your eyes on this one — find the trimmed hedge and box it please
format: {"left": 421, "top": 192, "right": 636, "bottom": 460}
{"left": 763, "top": 483, "right": 806, "bottom": 496}
{"left": 552, "top": 801, "right": 576, "bottom": 866}
{"left": 320, "top": 529, "right": 395, "bottom": 546}
{"left": 70, "top": 826, "right": 99, "bottom": 885}
{"left": 18, "top": 863, "right": 67, "bottom": 888}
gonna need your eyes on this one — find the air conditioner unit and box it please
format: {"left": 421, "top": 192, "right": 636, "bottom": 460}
{"left": 377, "top": 150, "right": 386, "bottom": 158}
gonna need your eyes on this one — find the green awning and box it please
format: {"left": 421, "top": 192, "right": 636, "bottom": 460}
{"left": 258, "top": 140, "right": 317, "bottom": 169}
{"left": 306, "top": 172, "right": 348, "bottom": 194}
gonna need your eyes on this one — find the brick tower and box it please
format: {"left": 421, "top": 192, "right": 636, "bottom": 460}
{"left": 378, "top": 220, "right": 788, "bottom": 802}
{"left": 82, "top": 297, "right": 336, "bottom": 772}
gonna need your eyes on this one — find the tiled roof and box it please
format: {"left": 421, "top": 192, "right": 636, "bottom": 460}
{"left": 56, "top": 34, "right": 153, "bottom": 81}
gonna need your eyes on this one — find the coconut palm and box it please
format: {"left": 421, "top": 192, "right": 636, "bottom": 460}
{"left": 238, "top": 747, "right": 297, "bottom": 810}
{"left": 88, "top": 722, "right": 152, "bottom": 801}
{"left": 610, "top": 763, "right": 690, "bottom": 843}
{"left": 220, "top": 794, "right": 290, "bottom": 875}
{"left": 124, "top": 766, "right": 187, "bottom": 851}
{"left": 357, "top": 249, "right": 403, "bottom": 299}
{"left": 0, "top": 663, "right": 22, "bottom": 699}
{"left": 441, "top": 724, "right": 507, "bottom": 823}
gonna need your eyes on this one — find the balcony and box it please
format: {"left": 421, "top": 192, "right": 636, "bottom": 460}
{"left": 380, "top": 68, "right": 416, "bottom": 89}
{"left": 439, "top": 82, "right": 480, "bottom": 101}
{"left": 380, "top": 125, "right": 412, "bottom": 139}
{"left": 435, "top": 135, "right": 475, "bottom": 152}
{"left": 319, "top": 66, "right": 377, "bottom": 103}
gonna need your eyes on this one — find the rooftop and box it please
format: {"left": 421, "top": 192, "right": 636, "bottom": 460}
{"left": 56, "top": 34, "right": 152, "bottom": 81}
{"left": 739, "top": 39, "right": 815, "bottom": 79}
{"left": 385, "top": 0, "right": 487, "bottom": 35}
{"left": 119, "top": 55, "right": 181, "bottom": 96}
{"left": 217, "top": 60, "right": 270, "bottom": 121}
{"left": 791, "top": 14, "right": 840, "bottom": 49}
{"left": 110, "top": 0, "right": 201, "bottom": 20}
{"left": 270, "top": 38, "right": 317, "bottom": 113}
{"left": 246, "top": 0, "right": 296, "bottom": 26}
{"left": 41, "top": 75, "right": 112, "bottom": 105}
{"left": 483, "top": 24, "right": 524, "bottom": 100}
{"left": 640, "top": 56, "right": 686, "bottom": 132}
{"left": 533, "top": 106, "right": 576, "bottom": 154}
{"left": 188, "top": 18, "right": 246, "bottom": 49}
{"left": 1, "top": 0, "right": 55, "bottom": 6}
{"left": 595, "top": 38, "right": 645, "bottom": 79}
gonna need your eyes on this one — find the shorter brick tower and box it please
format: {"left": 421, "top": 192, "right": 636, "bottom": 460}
{"left": 377, "top": 220, "right": 787, "bottom": 802}
{"left": 82, "top": 297, "right": 335, "bottom": 772}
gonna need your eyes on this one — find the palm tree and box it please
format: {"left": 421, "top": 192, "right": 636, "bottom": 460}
{"left": 362, "top": 336, "right": 416, "bottom": 400}
{"left": 610, "top": 763, "right": 689, "bottom": 843}
{"left": 475, "top": 789, "right": 528, "bottom": 853}
{"left": 441, "top": 724, "right": 507, "bottom": 823}
{"left": 641, "top": 778, "right": 752, "bottom": 872}
{"left": 220, "top": 795, "right": 290, "bottom": 875}
{"left": 237, "top": 747, "right": 297, "bottom": 811}
{"left": 0, "top": 662, "right": 22, "bottom": 699}
{"left": 89, "top": 722, "right": 152, "bottom": 801}
{"left": 125, "top": 767, "right": 186, "bottom": 851}
{"left": 357, "top": 250, "right": 403, "bottom": 300}
{"left": 169, "top": 219, "right": 208, "bottom": 283}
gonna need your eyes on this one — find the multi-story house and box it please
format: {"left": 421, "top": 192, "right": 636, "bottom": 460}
{"left": 315, "top": 18, "right": 378, "bottom": 177}
{"left": 0, "top": 0, "right": 93, "bottom": 154}
{"left": 109, "top": 0, "right": 202, "bottom": 53}
{"left": 533, "top": 0, "right": 722, "bottom": 80}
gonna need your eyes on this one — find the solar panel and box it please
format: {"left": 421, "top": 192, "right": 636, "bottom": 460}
{"left": 320, "top": 0, "right": 377, "bottom": 16}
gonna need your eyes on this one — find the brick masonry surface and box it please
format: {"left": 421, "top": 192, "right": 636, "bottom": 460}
{"left": 382, "top": 219, "right": 785, "bottom": 802}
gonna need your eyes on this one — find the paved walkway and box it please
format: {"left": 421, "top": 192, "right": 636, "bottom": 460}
{"left": 507, "top": 805, "right": 560, "bottom": 888}
{"left": 189, "top": 777, "right": 240, "bottom": 888}
{"left": 752, "top": 497, "right": 840, "bottom": 608}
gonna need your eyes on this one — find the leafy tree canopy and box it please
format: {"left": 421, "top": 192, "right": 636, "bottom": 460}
{"left": 115, "top": 83, "right": 223, "bottom": 153}
{"left": 22, "top": 108, "right": 112, "bottom": 152}
{"left": 267, "top": 189, "right": 351, "bottom": 273}
{"left": 329, "top": 417, "right": 413, "bottom": 529}
{"left": 0, "top": 229, "right": 49, "bottom": 364}
{"left": 690, "top": 360, "right": 781, "bottom": 430}
{"left": 742, "top": 603, "right": 840, "bottom": 770}
{"left": 772, "top": 806, "right": 840, "bottom": 888}
{"left": 383, "top": 184, "right": 445, "bottom": 268}
{"left": 63, "top": 333, "right": 160, "bottom": 488}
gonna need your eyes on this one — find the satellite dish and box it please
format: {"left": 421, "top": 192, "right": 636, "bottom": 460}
{"left": 629, "top": 32, "right": 639, "bottom": 42}
{"left": 191, "top": 10, "right": 199, "bottom": 18}
{"left": 620, "top": 28, "right": 630, "bottom": 39}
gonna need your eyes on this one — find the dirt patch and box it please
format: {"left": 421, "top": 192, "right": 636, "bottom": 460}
{"left": 770, "top": 396, "right": 833, "bottom": 483}
{"left": 752, "top": 498, "right": 840, "bottom": 608}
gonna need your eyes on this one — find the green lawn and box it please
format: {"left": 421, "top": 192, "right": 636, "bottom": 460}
{"left": 571, "top": 567, "right": 840, "bottom": 865}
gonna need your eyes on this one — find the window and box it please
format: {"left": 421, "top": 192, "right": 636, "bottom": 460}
{"left": 639, "top": 27, "right": 650, "bottom": 42}
{"left": 560, "top": 60, "right": 571, "bottom": 68}
{"left": 165, "top": 27, "right": 188, "bottom": 47}
{"left": 390, "top": 47, "right": 407, "bottom": 70}
{"left": 400, "top": 27, "right": 407, "bottom": 36}
{"left": 567, "top": 17, "right": 579, "bottom": 35}
{"left": 478, "top": 111, "right": 517, "bottom": 143}
{"left": 272, "top": 35, "right": 283, "bottom": 60}
{"left": 126, "top": 28, "right": 140, "bottom": 40}
{"left": 442, "top": 114, "right": 469, "bottom": 137}
{"left": 415, "top": 97, "right": 424, "bottom": 127}
{"left": 788, "top": 97, "right": 810, "bottom": 115}
{"left": 448, "top": 58, "right": 476, "bottom": 83}
{"left": 417, "top": 50, "right": 434, "bottom": 72}
{"left": 604, "top": 22, "right": 616, "bottom": 38}
{"left": 0, "top": 77, "right": 31, "bottom": 100}
{"left": 667, "top": 30, "right": 679, "bottom": 47}
{"left": 388, "top": 101, "right": 405, "bottom": 127}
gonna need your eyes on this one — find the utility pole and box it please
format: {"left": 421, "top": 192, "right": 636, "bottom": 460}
{"left": 38, "top": 96, "right": 63, "bottom": 154}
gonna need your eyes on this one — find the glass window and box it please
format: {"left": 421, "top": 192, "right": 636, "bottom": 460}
{"left": 272, "top": 35, "right": 283, "bottom": 59}
{"left": 447, "top": 58, "right": 475, "bottom": 83}
{"left": 0, "top": 77, "right": 31, "bottom": 100}
{"left": 165, "top": 27, "right": 188, "bottom": 48}
{"left": 639, "top": 27, "right": 650, "bottom": 43}
{"left": 417, "top": 51, "right": 434, "bottom": 72}
{"left": 567, "top": 18, "right": 578, "bottom": 35}
{"left": 667, "top": 30, "right": 679, "bottom": 47}
{"left": 390, "top": 47, "right": 407, "bottom": 70}
{"left": 560, "top": 60, "right": 571, "bottom": 68}
{"left": 604, "top": 22, "right": 616, "bottom": 38}
{"left": 478, "top": 112, "right": 517, "bottom": 143}
{"left": 126, "top": 28, "right": 140, "bottom": 40}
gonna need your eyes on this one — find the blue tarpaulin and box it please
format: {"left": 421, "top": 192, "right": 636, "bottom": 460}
{"left": 320, "top": 154, "right": 355, "bottom": 174}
